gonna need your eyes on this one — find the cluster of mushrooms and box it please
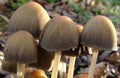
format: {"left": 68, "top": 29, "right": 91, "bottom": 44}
{"left": 0, "top": 1, "right": 118, "bottom": 78}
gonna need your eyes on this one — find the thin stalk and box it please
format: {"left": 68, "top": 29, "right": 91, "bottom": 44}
{"left": 51, "top": 51, "right": 61, "bottom": 78}
{"left": 11, "top": 73, "right": 14, "bottom": 78}
{"left": 88, "top": 48, "right": 99, "bottom": 78}
{"left": 67, "top": 56, "right": 76, "bottom": 78}
{"left": 17, "top": 63, "right": 26, "bottom": 78}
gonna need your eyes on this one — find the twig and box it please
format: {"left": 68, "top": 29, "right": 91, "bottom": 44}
{"left": 0, "top": 14, "right": 9, "bottom": 23}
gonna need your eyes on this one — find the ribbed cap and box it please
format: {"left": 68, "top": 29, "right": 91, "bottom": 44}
{"left": 4, "top": 30, "right": 38, "bottom": 64}
{"left": 62, "top": 25, "right": 83, "bottom": 56}
{"left": 2, "top": 60, "right": 17, "bottom": 73}
{"left": 81, "top": 15, "right": 117, "bottom": 51}
{"left": 7, "top": 2, "right": 50, "bottom": 38}
{"left": 40, "top": 16, "right": 79, "bottom": 51}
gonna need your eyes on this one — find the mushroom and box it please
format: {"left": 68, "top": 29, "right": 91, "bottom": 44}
{"left": 2, "top": 60, "right": 17, "bottom": 78}
{"left": 80, "top": 15, "right": 118, "bottom": 78}
{"left": 39, "top": 16, "right": 79, "bottom": 78}
{"left": 4, "top": 30, "right": 38, "bottom": 78}
{"left": 66, "top": 25, "right": 83, "bottom": 78}
{"left": 6, "top": 1, "right": 50, "bottom": 38}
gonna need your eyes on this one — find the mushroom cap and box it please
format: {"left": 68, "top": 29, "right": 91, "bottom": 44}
{"left": 29, "top": 46, "right": 54, "bottom": 71}
{"left": 40, "top": 16, "right": 79, "bottom": 51}
{"left": 62, "top": 25, "right": 83, "bottom": 56}
{"left": 81, "top": 15, "right": 117, "bottom": 51}
{"left": 2, "top": 60, "right": 17, "bottom": 73}
{"left": 4, "top": 30, "right": 38, "bottom": 64}
{"left": 7, "top": 2, "right": 50, "bottom": 38}
{"left": 27, "top": 69, "right": 47, "bottom": 78}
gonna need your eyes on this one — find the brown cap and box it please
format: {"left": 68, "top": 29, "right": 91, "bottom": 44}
{"left": 40, "top": 16, "right": 79, "bottom": 51}
{"left": 2, "top": 60, "right": 17, "bottom": 73}
{"left": 81, "top": 15, "right": 117, "bottom": 51}
{"left": 29, "top": 46, "right": 54, "bottom": 71}
{"left": 4, "top": 30, "right": 38, "bottom": 64}
{"left": 7, "top": 2, "right": 50, "bottom": 38}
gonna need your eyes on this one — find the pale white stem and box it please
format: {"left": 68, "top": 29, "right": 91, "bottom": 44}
{"left": 67, "top": 56, "right": 76, "bottom": 78}
{"left": 51, "top": 51, "right": 61, "bottom": 78}
{"left": 17, "top": 63, "right": 26, "bottom": 78}
{"left": 88, "top": 48, "right": 99, "bottom": 78}
{"left": 62, "top": 62, "right": 66, "bottom": 73}
{"left": 59, "top": 61, "right": 67, "bottom": 78}
{"left": 21, "top": 64, "right": 25, "bottom": 78}
{"left": 88, "top": 47, "right": 92, "bottom": 54}
{"left": 11, "top": 73, "right": 14, "bottom": 78}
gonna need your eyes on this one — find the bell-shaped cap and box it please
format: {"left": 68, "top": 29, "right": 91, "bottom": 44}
{"left": 62, "top": 25, "right": 83, "bottom": 56}
{"left": 40, "top": 16, "right": 79, "bottom": 51}
{"left": 81, "top": 15, "right": 117, "bottom": 51}
{"left": 7, "top": 2, "right": 50, "bottom": 38}
{"left": 4, "top": 30, "right": 38, "bottom": 64}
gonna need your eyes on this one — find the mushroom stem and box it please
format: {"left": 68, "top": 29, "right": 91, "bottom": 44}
{"left": 11, "top": 73, "right": 14, "bottom": 78}
{"left": 51, "top": 51, "right": 61, "bottom": 78}
{"left": 59, "top": 61, "right": 66, "bottom": 78}
{"left": 87, "top": 47, "right": 92, "bottom": 54}
{"left": 67, "top": 56, "right": 76, "bottom": 78}
{"left": 17, "top": 63, "right": 26, "bottom": 78}
{"left": 88, "top": 48, "right": 99, "bottom": 78}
